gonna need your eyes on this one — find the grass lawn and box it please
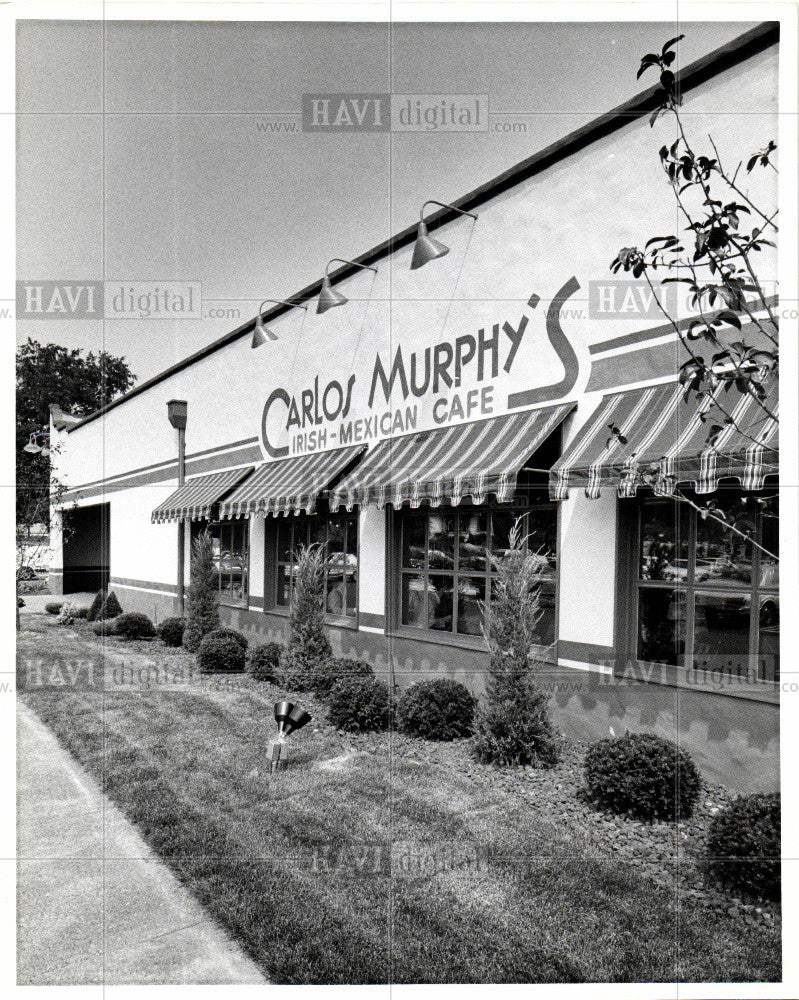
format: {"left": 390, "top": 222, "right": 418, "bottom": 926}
{"left": 18, "top": 615, "right": 780, "bottom": 984}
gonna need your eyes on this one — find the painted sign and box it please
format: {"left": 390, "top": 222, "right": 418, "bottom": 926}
{"left": 260, "top": 277, "right": 581, "bottom": 459}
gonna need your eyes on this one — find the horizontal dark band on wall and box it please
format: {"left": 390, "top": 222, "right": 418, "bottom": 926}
{"left": 63, "top": 442, "right": 262, "bottom": 503}
{"left": 359, "top": 612, "right": 386, "bottom": 629}
{"left": 557, "top": 640, "right": 616, "bottom": 663}
{"left": 588, "top": 297, "right": 778, "bottom": 356}
{"left": 110, "top": 576, "right": 177, "bottom": 595}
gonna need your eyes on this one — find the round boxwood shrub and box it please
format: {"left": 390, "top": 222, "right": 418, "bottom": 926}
{"left": 73, "top": 606, "right": 89, "bottom": 619}
{"left": 198, "top": 631, "right": 246, "bottom": 674}
{"left": 328, "top": 677, "right": 391, "bottom": 732}
{"left": 158, "top": 616, "right": 186, "bottom": 647}
{"left": 583, "top": 732, "right": 701, "bottom": 821}
{"left": 205, "top": 627, "right": 248, "bottom": 652}
{"left": 247, "top": 642, "right": 283, "bottom": 682}
{"left": 706, "top": 792, "right": 780, "bottom": 899}
{"left": 396, "top": 679, "right": 476, "bottom": 741}
{"left": 114, "top": 612, "right": 157, "bottom": 640}
{"left": 93, "top": 617, "right": 118, "bottom": 636}
{"left": 310, "top": 657, "right": 373, "bottom": 698}
{"left": 44, "top": 601, "right": 63, "bottom": 615}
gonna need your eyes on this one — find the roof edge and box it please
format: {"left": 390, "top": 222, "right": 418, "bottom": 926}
{"left": 68, "top": 21, "right": 779, "bottom": 435}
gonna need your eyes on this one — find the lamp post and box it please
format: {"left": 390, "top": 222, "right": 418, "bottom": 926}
{"left": 167, "top": 400, "right": 188, "bottom": 614}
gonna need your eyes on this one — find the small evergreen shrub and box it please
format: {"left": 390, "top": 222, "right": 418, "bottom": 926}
{"left": 93, "top": 617, "right": 118, "bottom": 636}
{"left": 397, "top": 679, "right": 475, "bottom": 740}
{"left": 472, "top": 518, "right": 560, "bottom": 768}
{"left": 114, "top": 612, "right": 156, "bottom": 640}
{"left": 247, "top": 642, "right": 283, "bottom": 682}
{"left": 583, "top": 732, "right": 701, "bottom": 821}
{"left": 55, "top": 602, "right": 78, "bottom": 625}
{"left": 99, "top": 591, "right": 123, "bottom": 620}
{"left": 73, "top": 606, "right": 89, "bottom": 619}
{"left": 158, "top": 616, "right": 186, "bottom": 647}
{"left": 44, "top": 601, "right": 63, "bottom": 615}
{"left": 706, "top": 792, "right": 780, "bottom": 899}
{"left": 198, "top": 632, "right": 246, "bottom": 673}
{"left": 205, "top": 627, "right": 248, "bottom": 652}
{"left": 473, "top": 684, "right": 560, "bottom": 767}
{"left": 86, "top": 590, "right": 105, "bottom": 621}
{"left": 310, "top": 657, "right": 373, "bottom": 698}
{"left": 183, "top": 531, "right": 221, "bottom": 652}
{"left": 279, "top": 543, "right": 332, "bottom": 691}
{"left": 328, "top": 677, "right": 391, "bottom": 732}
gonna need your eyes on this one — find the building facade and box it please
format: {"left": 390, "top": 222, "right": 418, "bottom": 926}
{"left": 50, "top": 25, "right": 780, "bottom": 793}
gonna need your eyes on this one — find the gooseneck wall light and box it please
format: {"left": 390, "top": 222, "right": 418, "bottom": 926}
{"left": 251, "top": 299, "right": 307, "bottom": 348}
{"left": 23, "top": 431, "right": 50, "bottom": 457}
{"left": 411, "top": 200, "right": 478, "bottom": 270}
{"left": 317, "top": 259, "right": 378, "bottom": 314}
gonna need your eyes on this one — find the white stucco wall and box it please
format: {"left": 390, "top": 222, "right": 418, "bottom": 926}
{"left": 51, "top": 42, "right": 779, "bottom": 665}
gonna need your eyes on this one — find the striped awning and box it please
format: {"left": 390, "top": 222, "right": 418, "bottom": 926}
{"left": 219, "top": 444, "right": 365, "bottom": 518}
{"left": 328, "top": 404, "right": 574, "bottom": 511}
{"left": 550, "top": 378, "right": 778, "bottom": 500}
{"left": 151, "top": 467, "right": 253, "bottom": 523}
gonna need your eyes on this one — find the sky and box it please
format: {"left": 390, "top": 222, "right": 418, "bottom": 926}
{"left": 16, "top": 17, "right": 757, "bottom": 384}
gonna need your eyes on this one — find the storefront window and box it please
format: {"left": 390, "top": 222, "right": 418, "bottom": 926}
{"left": 634, "top": 487, "right": 779, "bottom": 681}
{"left": 190, "top": 520, "right": 249, "bottom": 607}
{"left": 274, "top": 513, "right": 358, "bottom": 619}
{"left": 398, "top": 505, "right": 557, "bottom": 643}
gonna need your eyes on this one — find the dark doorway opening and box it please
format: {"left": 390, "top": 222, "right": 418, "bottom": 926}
{"left": 62, "top": 503, "right": 110, "bottom": 593}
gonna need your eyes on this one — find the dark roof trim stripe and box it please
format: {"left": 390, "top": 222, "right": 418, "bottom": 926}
{"left": 67, "top": 22, "right": 778, "bottom": 435}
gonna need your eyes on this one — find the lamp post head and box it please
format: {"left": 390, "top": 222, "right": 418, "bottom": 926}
{"left": 167, "top": 399, "right": 188, "bottom": 429}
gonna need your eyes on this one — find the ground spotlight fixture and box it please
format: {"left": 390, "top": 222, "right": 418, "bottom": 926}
{"left": 317, "top": 259, "right": 378, "bottom": 314}
{"left": 251, "top": 299, "right": 306, "bottom": 348}
{"left": 411, "top": 200, "right": 478, "bottom": 270}
{"left": 270, "top": 701, "right": 312, "bottom": 772}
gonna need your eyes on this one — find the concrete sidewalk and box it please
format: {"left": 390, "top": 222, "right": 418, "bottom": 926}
{"left": 17, "top": 700, "right": 268, "bottom": 985}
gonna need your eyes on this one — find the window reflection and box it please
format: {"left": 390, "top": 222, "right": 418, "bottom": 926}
{"left": 635, "top": 486, "right": 779, "bottom": 681}
{"left": 274, "top": 513, "right": 358, "bottom": 618}
{"left": 400, "top": 505, "right": 557, "bottom": 641}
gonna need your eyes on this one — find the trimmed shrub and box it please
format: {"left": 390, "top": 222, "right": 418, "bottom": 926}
{"left": 198, "top": 631, "right": 246, "bottom": 674}
{"left": 473, "top": 684, "right": 560, "bottom": 767}
{"left": 583, "top": 732, "right": 702, "bottom": 822}
{"left": 278, "top": 543, "right": 332, "bottom": 691}
{"left": 114, "top": 612, "right": 156, "bottom": 640}
{"left": 86, "top": 590, "right": 105, "bottom": 621}
{"left": 397, "top": 679, "right": 475, "bottom": 741}
{"left": 55, "top": 602, "right": 78, "bottom": 626}
{"left": 44, "top": 601, "right": 63, "bottom": 615}
{"left": 205, "top": 627, "right": 248, "bottom": 652}
{"left": 310, "top": 657, "right": 373, "bottom": 698}
{"left": 93, "top": 617, "right": 118, "bottom": 636}
{"left": 158, "top": 617, "right": 186, "bottom": 647}
{"left": 73, "top": 606, "right": 89, "bottom": 619}
{"left": 99, "top": 591, "right": 123, "bottom": 620}
{"left": 328, "top": 677, "right": 391, "bottom": 733}
{"left": 248, "top": 642, "right": 283, "bottom": 682}
{"left": 706, "top": 792, "right": 780, "bottom": 899}
{"left": 183, "top": 531, "right": 221, "bottom": 652}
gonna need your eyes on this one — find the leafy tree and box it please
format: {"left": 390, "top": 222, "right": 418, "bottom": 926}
{"left": 16, "top": 339, "right": 135, "bottom": 525}
{"left": 610, "top": 35, "right": 778, "bottom": 556}
{"left": 472, "top": 517, "right": 559, "bottom": 767}
{"left": 279, "top": 542, "right": 332, "bottom": 691}
{"left": 183, "top": 530, "right": 221, "bottom": 652}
